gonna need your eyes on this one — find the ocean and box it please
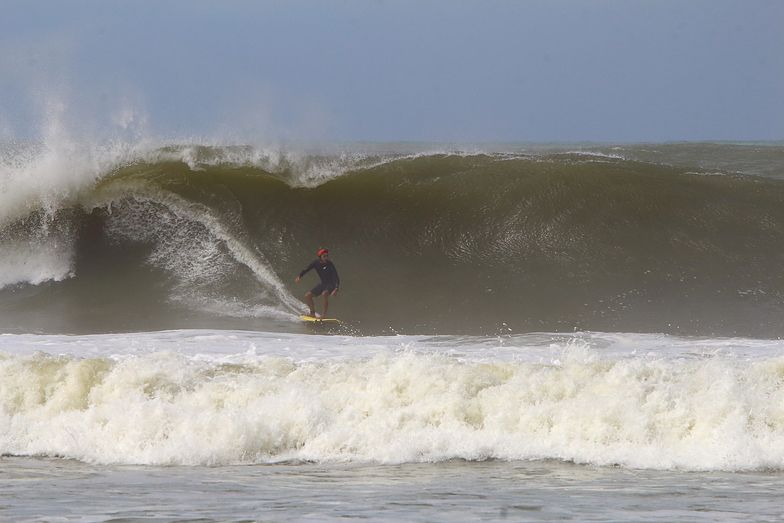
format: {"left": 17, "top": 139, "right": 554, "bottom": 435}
{"left": 2, "top": 140, "right": 784, "bottom": 521}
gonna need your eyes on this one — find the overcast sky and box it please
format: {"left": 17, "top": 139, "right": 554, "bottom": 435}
{"left": 1, "top": 0, "right": 782, "bottom": 143}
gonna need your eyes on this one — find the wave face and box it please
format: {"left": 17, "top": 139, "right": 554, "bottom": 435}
{"left": 1, "top": 141, "right": 784, "bottom": 336}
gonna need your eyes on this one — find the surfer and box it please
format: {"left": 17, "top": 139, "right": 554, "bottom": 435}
{"left": 295, "top": 248, "right": 340, "bottom": 318}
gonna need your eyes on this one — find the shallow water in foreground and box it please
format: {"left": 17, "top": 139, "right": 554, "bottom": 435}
{"left": 2, "top": 457, "right": 784, "bottom": 522}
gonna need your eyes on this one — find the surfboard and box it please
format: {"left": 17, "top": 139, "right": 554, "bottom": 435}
{"left": 300, "top": 315, "right": 341, "bottom": 324}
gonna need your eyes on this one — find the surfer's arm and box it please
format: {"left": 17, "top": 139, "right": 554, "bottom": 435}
{"left": 296, "top": 261, "right": 317, "bottom": 282}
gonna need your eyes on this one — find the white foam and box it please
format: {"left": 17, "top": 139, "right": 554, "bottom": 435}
{"left": 0, "top": 238, "right": 74, "bottom": 287}
{"left": 1, "top": 330, "right": 784, "bottom": 470}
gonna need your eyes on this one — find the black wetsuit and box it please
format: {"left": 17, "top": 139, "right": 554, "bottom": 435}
{"left": 299, "top": 259, "right": 340, "bottom": 296}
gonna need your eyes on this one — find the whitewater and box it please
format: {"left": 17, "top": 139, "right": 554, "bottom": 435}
{"left": 2, "top": 139, "right": 784, "bottom": 521}
{"left": 3, "top": 329, "right": 784, "bottom": 470}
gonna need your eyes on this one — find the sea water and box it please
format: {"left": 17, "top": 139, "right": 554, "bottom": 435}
{"left": 3, "top": 141, "right": 784, "bottom": 521}
{"left": 4, "top": 457, "right": 784, "bottom": 522}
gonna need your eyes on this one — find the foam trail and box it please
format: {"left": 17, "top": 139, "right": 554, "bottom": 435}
{"left": 87, "top": 183, "right": 305, "bottom": 318}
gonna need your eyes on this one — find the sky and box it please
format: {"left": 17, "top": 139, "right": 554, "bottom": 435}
{"left": 0, "top": 0, "right": 782, "bottom": 143}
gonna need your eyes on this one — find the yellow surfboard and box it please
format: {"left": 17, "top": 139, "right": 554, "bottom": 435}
{"left": 300, "top": 315, "right": 341, "bottom": 324}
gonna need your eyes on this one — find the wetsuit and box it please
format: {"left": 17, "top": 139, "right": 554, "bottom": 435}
{"left": 299, "top": 259, "right": 340, "bottom": 296}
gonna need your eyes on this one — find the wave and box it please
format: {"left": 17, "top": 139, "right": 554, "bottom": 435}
{"left": 1, "top": 330, "right": 784, "bottom": 470}
{"left": 2, "top": 141, "right": 784, "bottom": 336}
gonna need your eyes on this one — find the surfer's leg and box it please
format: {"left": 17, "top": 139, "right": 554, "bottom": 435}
{"left": 321, "top": 291, "right": 330, "bottom": 318}
{"left": 304, "top": 292, "right": 316, "bottom": 316}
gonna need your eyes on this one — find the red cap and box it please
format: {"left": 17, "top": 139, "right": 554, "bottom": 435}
{"left": 317, "top": 249, "right": 329, "bottom": 257}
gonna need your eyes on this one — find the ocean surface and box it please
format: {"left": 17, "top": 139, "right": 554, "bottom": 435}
{"left": 2, "top": 140, "right": 784, "bottom": 521}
